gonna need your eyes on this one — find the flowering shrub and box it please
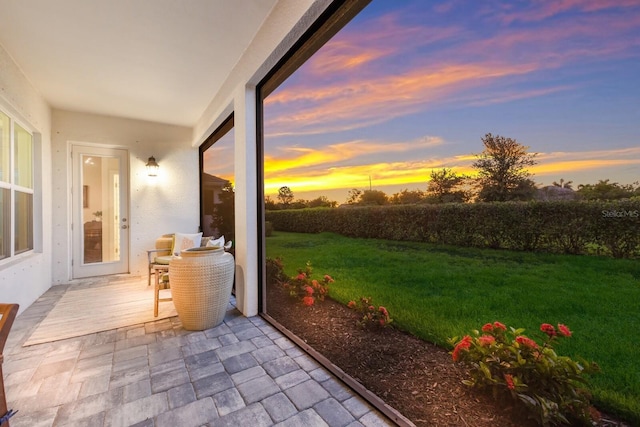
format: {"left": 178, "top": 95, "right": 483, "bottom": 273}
{"left": 284, "top": 261, "right": 333, "bottom": 306}
{"left": 449, "top": 322, "right": 599, "bottom": 426}
{"left": 347, "top": 297, "right": 392, "bottom": 328}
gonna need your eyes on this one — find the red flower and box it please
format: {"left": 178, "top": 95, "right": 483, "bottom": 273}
{"left": 452, "top": 335, "right": 473, "bottom": 362}
{"left": 368, "top": 306, "right": 375, "bottom": 312}
{"left": 302, "top": 296, "right": 315, "bottom": 306}
{"left": 296, "top": 273, "right": 306, "bottom": 281}
{"left": 504, "top": 374, "right": 515, "bottom": 390}
{"left": 305, "top": 286, "right": 314, "bottom": 296}
{"left": 378, "top": 306, "right": 389, "bottom": 316}
{"left": 516, "top": 336, "right": 539, "bottom": 349}
{"left": 312, "top": 279, "right": 319, "bottom": 288}
{"left": 324, "top": 274, "right": 334, "bottom": 283}
{"left": 493, "top": 321, "right": 507, "bottom": 331}
{"left": 478, "top": 335, "right": 496, "bottom": 347}
{"left": 558, "top": 324, "right": 572, "bottom": 337}
{"left": 481, "top": 323, "right": 493, "bottom": 332}
{"left": 347, "top": 301, "right": 356, "bottom": 309}
{"left": 540, "top": 323, "right": 557, "bottom": 337}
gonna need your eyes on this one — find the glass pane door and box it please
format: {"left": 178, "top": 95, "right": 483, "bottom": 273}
{"left": 200, "top": 115, "right": 235, "bottom": 243}
{"left": 81, "top": 154, "right": 121, "bottom": 264}
{"left": 73, "top": 145, "right": 129, "bottom": 278}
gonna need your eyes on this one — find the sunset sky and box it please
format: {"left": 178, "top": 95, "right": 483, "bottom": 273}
{"left": 211, "top": 0, "right": 640, "bottom": 203}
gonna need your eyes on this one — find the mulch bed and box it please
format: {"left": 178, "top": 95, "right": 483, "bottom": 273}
{"left": 265, "top": 283, "right": 631, "bottom": 427}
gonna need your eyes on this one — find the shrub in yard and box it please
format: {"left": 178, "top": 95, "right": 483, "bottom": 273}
{"left": 265, "top": 200, "right": 640, "bottom": 258}
{"left": 285, "top": 261, "right": 333, "bottom": 306}
{"left": 265, "top": 221, "right": 274, "bottom": 237}
{"left": 449, "top": 322, "right": 599, "bottom": 426}
{"left": 347, "top": 296, "right": 393, "bottom": 328}
{"left": 265, "top": 257, "right": 288, "bottom": 286}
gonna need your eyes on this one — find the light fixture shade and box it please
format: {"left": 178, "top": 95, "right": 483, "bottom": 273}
{"left": 146, "top": 156, "right": 159, "bottom": 177}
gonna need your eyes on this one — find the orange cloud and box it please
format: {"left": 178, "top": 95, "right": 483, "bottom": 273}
{"left": 202, "top": 140, "right": 234, "bottom": 180}
{"left": 538, "top": 147, "right": 640, "bottom": 162}
{"left": 306, "top": 42, "right": 389, "bottom": 75}
{"left": 264, "top": 146, "right": 640, "bottom": 196}
{"left": 532, "top": 147, "right": 640, "bottom": 181}
{"left": 265, "top": 148, "right": 345, "bottom": 174}
{"left": 264, "top": 138, "right": 479, "bottom": 196}
{"left": 265, "top": 159, "right": 445, "bottom": 195}
{"left": 532, "top": 159, "right": 639, "bottom": 176}
{"left": 265, "top": 136, "right": 444, "bottom": 174}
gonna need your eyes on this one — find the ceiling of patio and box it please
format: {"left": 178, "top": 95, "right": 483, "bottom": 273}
{"left": 0, "top": 0, "right": 278, "bottom": 127}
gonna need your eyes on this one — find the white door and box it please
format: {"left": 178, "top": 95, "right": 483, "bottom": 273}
{"left": 72, "top": 145, "right": 129, "bottom": 278}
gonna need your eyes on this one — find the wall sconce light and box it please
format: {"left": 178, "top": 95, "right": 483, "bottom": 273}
{"left": 145, "top": 156, "right": 159, "bottom": 177}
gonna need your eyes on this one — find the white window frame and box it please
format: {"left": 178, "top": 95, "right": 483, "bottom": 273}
{"left": 0, "top": 107, "right": 34, "bottom": 261}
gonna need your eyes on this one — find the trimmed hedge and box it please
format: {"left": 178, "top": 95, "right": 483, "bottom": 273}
{"left": 265, "top": 200, "right": 640, "bottom": 258}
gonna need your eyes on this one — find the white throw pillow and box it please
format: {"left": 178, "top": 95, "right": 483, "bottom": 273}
{"left": 173, "top": 232, "right": 203, "bottom": 256}
{"left": 206, "top": 236, "right": 225, "bottom": 248}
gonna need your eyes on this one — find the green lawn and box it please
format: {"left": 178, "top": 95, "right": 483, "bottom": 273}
{"left": 266, "top": 231, "right": 640, "bottom": 423}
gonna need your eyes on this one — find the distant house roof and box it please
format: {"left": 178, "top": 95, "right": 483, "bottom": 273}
{"left": 202, "top": 173, "right": 230, "bottom": 187}
{"left": 536, "top": 186, "right": 578, "bottom": 201}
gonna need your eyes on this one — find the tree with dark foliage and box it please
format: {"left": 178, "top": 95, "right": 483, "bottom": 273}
{"left": 277, "top": 186, "right": 294, "bottom": 206}
{"left": 426, "top": 168, "right": 470, "bottom": 203}
{"left": 212, "top": 181, "right": 235, "bottom": 241}
{"left": 472, "top": 133, "right": 537, "bottom": 202}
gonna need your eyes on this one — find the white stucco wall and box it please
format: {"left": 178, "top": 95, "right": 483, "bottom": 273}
{"left": 0, "top": 43, "right": 52, "bottom": 314}
{"left": 51, "top": 110, "right": 196, "bottom": 282}
{"left": 192, "top": 0, "right": 332, "bottom": 316}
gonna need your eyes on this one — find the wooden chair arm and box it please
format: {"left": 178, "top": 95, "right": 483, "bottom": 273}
{"left": 0, "top": 304, "right": 18, "bottom": 356}
{"left": 0, "top": 305, "right": 18, "bottom": 427}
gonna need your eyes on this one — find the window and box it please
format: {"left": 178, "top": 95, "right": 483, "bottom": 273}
{"left": 199, "top": 114, "right": 235, "bottom": 243}
{"left": 0, "top": 109, "right": 34, "bottom": 260}
{"left": 258, "top": 0, "right": 640, "bottom": 423}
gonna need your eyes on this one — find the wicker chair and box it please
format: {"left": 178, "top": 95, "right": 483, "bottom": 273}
{"left": 1, "top": 303, "right": 19, "bottom": 427}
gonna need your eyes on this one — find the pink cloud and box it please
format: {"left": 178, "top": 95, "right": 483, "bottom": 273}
{"left": 265, "top": 3, "right": 640, "bottom": 138}
{"left": 304, "top": 11, "right": 461, "bottom": 76}
{"left": 465, "top": 85, "right": 575, "bottom": 106}
{"left": 266, "top": 61, "right": 538, "bottom": 136}
{"left": 495, "top": 0, "right": 640, "bottom": 24}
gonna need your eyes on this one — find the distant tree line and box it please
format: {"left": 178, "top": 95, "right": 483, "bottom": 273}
{"left": 265, "top": 186, "right": 337, "bottom": 210}
{"left": 265, "top": 133, "right": 639, "bottom": 210}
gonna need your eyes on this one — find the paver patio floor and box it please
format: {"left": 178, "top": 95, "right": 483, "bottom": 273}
{"left": 3, "top": 275, "right": 393, "bottom": 427}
